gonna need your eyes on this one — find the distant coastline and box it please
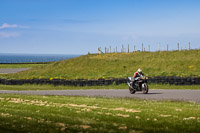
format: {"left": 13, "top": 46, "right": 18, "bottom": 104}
{"left": 0, "top": 53, "right": 81, "bottom": 63}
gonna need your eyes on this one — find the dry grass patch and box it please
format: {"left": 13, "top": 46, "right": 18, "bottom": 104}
{"left": 0, "top": 94, "right": 200, "bottom": 132}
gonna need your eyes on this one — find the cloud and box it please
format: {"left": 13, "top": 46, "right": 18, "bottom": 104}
{"left": 0, "top": 23, "right": 17, "bottom": 29}
{"left": 0, "top": 23, "right": 29, "bottom": 38}
{"left": 0, "top": 23, "right": 29, "bottom": 30}
{"left": 0, "top": 32, "right": 20, "bottom": 38}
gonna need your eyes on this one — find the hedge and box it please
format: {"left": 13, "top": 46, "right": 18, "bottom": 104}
{"left": 0, "top": 76, "right": 200, "bottom": 86}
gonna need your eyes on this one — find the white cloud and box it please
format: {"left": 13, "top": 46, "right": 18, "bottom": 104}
{"left": 0, "top": 23, "right": 29, "bottom": 29}
{"left": 0, "top": 32, "right": 20, "bottom": 38}
{"left": 0, "top": 23, "right": 17, "bottom": 29}
{"left": 0, "top": 23, "right": 29, "bottom": 38}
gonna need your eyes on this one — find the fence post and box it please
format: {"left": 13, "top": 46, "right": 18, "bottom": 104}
{"left": 159, "top": 43, "right": 160, "bottom": 51}
{"left": 128, "top": 44, "right": 130, "bottom": 53}
{"left": 189, "top": 42, "right": 190, "bottom": 50}
{"left": 148, "top": 45, "right": 150, "bottom": 52}
{"left": 110, "top": 46, "right": 111, "bottom": 53}
{"left": 98, "top": 47, "right": 100, "bottom": 54}
{"left": 167, "top": 44, "right": 168, "bottom": 51}
{"left": 142, "top": 43, "right": 143, "bottom": 52}
{"left": 177, "top": 43, "right": 179, "bottom": 51}
{"left": 98, "top": 47, "right": 104, "bottom": 54}
{"left": 105, "top": 47, "right": 106, "bottom": 54}
{"left": 134, "top": 45, "right": 136, "bottom": 52}
{"left": 116, "top": 46, "right": 117, "bottom": 53}
{"left": 121, "top": 44, "right": 125, "bottom": 53}
{"left": 163, "top": 45, "right": 165, "bottom": 51}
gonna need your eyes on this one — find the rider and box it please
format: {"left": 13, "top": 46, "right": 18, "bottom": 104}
{"left": 133, "top": 68, "right": 144, "bottom": 78}
{"left": 132, "top": 68, "right": 144, "bottom": 86}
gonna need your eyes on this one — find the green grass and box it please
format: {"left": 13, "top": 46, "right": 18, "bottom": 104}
{"left": 149, "top": 84, "right": 200, "bottom": 89}
{"left": 1, "top": 50, "right": 200, "bottom": 80}
{"left": 0, "top": 94, "right": 199, "bottom": 132}
{"left": 0, "top": 84, "right": 200, "bottom": 91}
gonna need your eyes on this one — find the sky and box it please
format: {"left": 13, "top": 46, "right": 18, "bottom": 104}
{"left": 0, "top": 0, "right": 200, "bottom": 54}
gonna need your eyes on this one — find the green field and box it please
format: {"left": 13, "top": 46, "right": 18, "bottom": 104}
{"left": 1, "top": 50, "right": 199, "bottom": 80}
{"left": 0, "top": 94, "right": 200, "bottom": 133}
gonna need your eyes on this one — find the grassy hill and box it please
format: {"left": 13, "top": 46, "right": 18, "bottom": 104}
{"left": 3, "top": 50, "right": 200, "bottom": 80}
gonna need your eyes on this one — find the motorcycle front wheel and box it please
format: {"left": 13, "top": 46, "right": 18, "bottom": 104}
{"left": 129, "top": 87, "right": 136, "bottom": 94}
{"left": 142, "top": 83, "right": 149, "bottom": 94}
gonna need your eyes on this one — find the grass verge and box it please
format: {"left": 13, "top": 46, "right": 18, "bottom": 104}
{"left": 0, "top": 84, "right": 200, "bottom": 91}
{"left": 0, "top": 94, "right": 199, "bottom": 132}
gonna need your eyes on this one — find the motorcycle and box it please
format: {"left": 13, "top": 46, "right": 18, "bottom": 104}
{"left": 127, "top": 75, "right": 149, "bottom": 94}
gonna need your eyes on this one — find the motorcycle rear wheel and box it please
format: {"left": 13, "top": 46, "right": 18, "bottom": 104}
{"left": 129, "top": 87, "right": 136, "bottom": 94}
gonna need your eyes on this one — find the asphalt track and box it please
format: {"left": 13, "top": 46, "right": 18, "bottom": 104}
{"left": 0, "top": 68, "right": 31, "bottom": 74}
{"left": 0, "top": 89, "right": 200, "bottom": 103}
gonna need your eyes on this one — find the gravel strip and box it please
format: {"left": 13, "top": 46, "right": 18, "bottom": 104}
{"left": 0, "top": 89, "right": 200, "bottom": 103}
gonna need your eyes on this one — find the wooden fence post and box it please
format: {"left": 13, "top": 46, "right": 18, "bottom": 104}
{"left": 98, "top": 47, "right": 100, "bottom": 54}
{"left": 148, "top": 45, "right": 150, "bottom": 52}
{"left": 128, "top": 44, "right": 129, "bottom": 53}
{"left": 98, "top": 47, "right": 104, "bottom": 54}
{"left": 121, "top": 44, "right": 125, "bottom": 53}
{"left": 177, "top": 43, "right": 179, "bottom": 51}
{"left": 189, "top": 42, "right": 190, "bottom": 50}
{"left": 142, "top": 43, "right": 143, "bottom": 52}
{"left": 167, "top": 44, "right": 168, "bottom": 51}
{"left": 163, "top": 45, "right": 165, "bottom": 51}
{"left": 134, "top": 45, "right": 136, "bottom": 52}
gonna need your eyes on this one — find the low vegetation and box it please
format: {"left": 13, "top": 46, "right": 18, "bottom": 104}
{"left": 0, "top": 94, "right": 200, "bottom": 132}
{"left": 0, "top": 84, "right": 200, "bottom": 91}
{"left": 1, "top": 50, "right": 199, "bottom": 80}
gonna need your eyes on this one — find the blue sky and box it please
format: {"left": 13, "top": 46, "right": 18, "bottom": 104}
{"left": 0, "top": 0, "right": 200, "bottom": 54}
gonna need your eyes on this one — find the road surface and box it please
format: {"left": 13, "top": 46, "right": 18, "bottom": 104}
{"left": 0, "top": 89, "right": 200, "bottom": 103}
{"left": 0, "top": 68, "right": 31, "bottom": 74}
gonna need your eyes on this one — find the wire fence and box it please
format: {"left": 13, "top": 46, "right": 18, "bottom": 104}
{"left": 98, "top": 42, "right": 199, "bottom": 54}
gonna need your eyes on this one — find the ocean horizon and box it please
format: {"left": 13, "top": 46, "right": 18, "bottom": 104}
{"left": 0, "top": 53, "right": 81, "bottom": 63}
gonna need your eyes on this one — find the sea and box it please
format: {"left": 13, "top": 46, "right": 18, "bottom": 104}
{"left": 0, "top": 53, "right": 81, "bottom": 63}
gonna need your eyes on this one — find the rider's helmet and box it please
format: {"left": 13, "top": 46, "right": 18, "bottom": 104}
{"left": 137, "top": 68, "right": 142, "bottom": 74}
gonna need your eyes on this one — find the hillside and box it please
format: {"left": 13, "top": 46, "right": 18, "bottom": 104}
{"left": 4, "top": 50, "right": 200, "bottom": 79}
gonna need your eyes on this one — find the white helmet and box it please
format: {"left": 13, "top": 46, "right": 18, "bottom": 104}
{"left": 137, "top": 68, "right": 142, "bottom": 73}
